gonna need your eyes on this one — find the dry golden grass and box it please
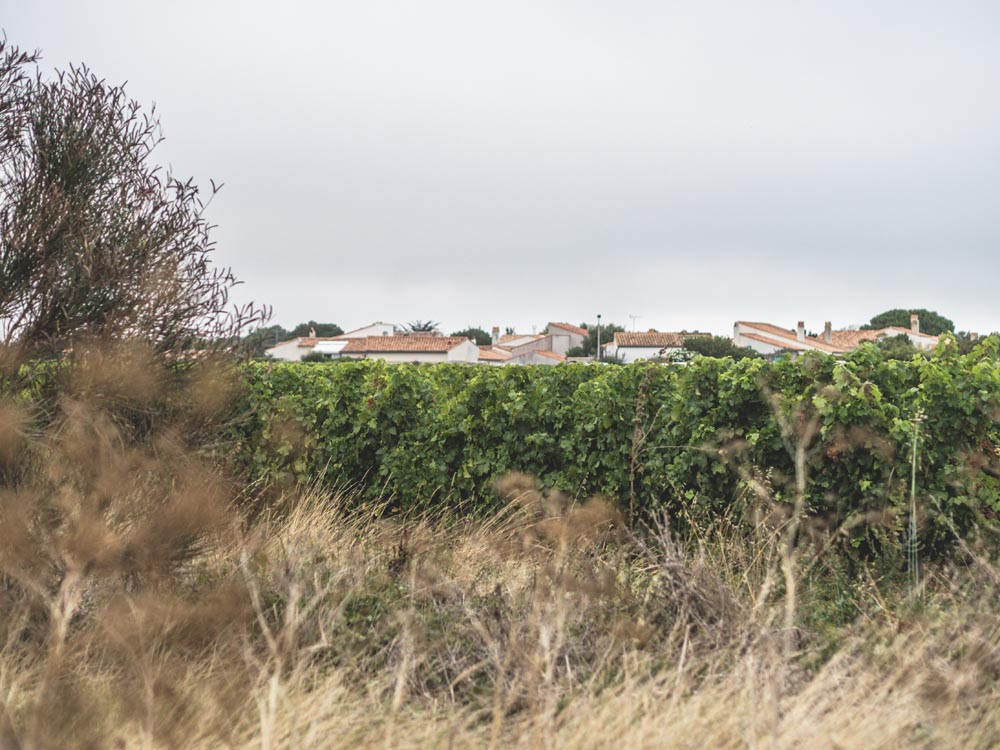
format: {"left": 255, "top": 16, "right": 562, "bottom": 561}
{"left": 1, "top": 348, "right": 998, "bottom": 749}
{"left": 2, "top": 479, "right": 999, "bottom": 749}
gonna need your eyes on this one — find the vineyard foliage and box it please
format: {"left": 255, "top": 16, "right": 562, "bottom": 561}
{"left": 234, "top": 338, "right": 1000, "bottom": 547}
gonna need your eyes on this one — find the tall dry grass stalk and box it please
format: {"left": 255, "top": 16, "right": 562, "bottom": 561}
{"left": 0, "top": 346, "right": 998, "bottom": 748}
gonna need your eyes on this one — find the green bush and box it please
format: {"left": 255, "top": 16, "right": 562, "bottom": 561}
{"left": 232, "top": 339, "right": 1000, "bottom": 551}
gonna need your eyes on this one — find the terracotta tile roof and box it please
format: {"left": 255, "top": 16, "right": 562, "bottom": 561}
{"left": 806, "top": 336, "right": 854, "bottom": 354}
{"left": 342, "top": 336, "right": 468, "bottom": 354}
{"left": 812, "top": 328, "right": 939, "bottom": 349}
{"left": 737, "top": 322, "right": 847, "bottom": 353}
{"left": 535, "top": 350, "right": 567, "bottom": 361}
{"left": 296, "top": 336, "right": 345, "bottom": 347}
{"left": 820, "top": 329, "right": 883, "bottom": 348}
{"left": 499, "top": 334, "right": 544, "bottom": 345}
{"left": 613, "top": 332, "right": 708, "bottom": 348}
{"left": 740, "top": 321, "right": 939, "bottom": 354}
{"left": 739, "top": 321, "right": 799, "bottom": 339}
{"left": 740, "top": 333, "right": 812, "bottom": 352}
{"left": 884, "top": 326, "right": 939, "bottom": 341}
{"left": 548, "top": 322, "right": 588, "bottom": 337}
{"left": 797, "top": 337, "right": 852, "bottom": 354}
{"left": 478, "top": 347, "right": 513, "bottom": 361}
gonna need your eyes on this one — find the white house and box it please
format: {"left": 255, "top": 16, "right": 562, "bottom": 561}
{"left": 546, "top": 322, "right": 588, "bottom": 356}
{"left": 734, "top": 315, "right": 939, "bottom": 356}
{"left": 264, "top": 336, "right": 333, "bottom": 361}
{"left": 819, "top": 315, "right": 939, "bottom": 351}
{"left": 733, "top": 321, "right": 847, "bottom": 356}
{"left": 341, "top": 336, "right": 479, "bottom": 363}
{"left": 264, "top": 321, "right": 398, "bottom": 361}
{"left": 483, "top": 321, "right": 587, "bottom": 361}
{"left": 500, "top": 335, "right": 554, "bottom": 357}
{"left": 339, "top": 321, "right": 396, "bottom": 338}
{"left": 609, "top": 331, "right": 708, "bottom": 363}
{"left": 506, "top": 350, "right": 566, "bottom": 366}
{"left": 478, "top": 346, "right": 514, "bottom": 365}
{"left": 477, "top": 324, "right": 578, "bottom": 366}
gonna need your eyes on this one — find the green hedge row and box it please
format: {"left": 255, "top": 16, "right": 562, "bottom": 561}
{"left": 234, "top": 340, "right": 1000, "bottom": 545}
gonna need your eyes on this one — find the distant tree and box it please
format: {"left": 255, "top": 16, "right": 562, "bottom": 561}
{"left": 682, "top": 335, "right": 761, "bottom": 359}
{"left": 289, "top": 321, "right": 343, "bottom": 338}
{"left": 862, "top": 309, "right": 954, "bottom": 336}
{"left": 954, "top": 331, "right": 1000, "bottom": 355}
{"left": 406, "top": 320, "right": 440, "bottom": 333}
{"left": 241, "top": 324, "right": 289, "bottom": 357}
{"left": 578, "top": 322, "right": 625, "bottom": 358}
{"left": 0, "top": 40, "right": 267, "bottom": 357}
{"left": 451, "top": 327, "right": 491, "bottom": 346}
{"left": 566, "top": 345, "right": 587, "bottom": 358}
{"left": 875, "top": 333, "right": 923, "bottom": 360}
{"left": 504, "top": 327, "right": 515, "bottom": 335}
{"left": 300, "top": 350, "right": 330, "bottom": 363}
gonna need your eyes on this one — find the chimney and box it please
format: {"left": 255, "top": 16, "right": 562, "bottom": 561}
{"left": 823, "top": 321, "right": 832, "bottom": 344}
{"left": 796, "top": 321, "right": 805, "bottom": 343}
{"left": 491, "top": 326, "right": 499, "bottom": 346}
{"left": 910, "top": 314, "right": 919, "bottom": 334}
{"left": 309, "top": 326, "right": 316, "bottom": 337}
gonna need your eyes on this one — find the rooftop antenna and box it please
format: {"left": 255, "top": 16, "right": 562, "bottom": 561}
{"left": 628, "top": 314, "right": 640, "bottom": 332}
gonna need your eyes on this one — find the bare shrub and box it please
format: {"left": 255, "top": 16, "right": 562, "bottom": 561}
{"left": 0, "top": 39, "right": 267, "bottom": 359}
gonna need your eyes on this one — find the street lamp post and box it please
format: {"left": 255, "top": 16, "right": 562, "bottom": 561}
{"left": 596, "top": 314, "right": 602, "bottom": 363}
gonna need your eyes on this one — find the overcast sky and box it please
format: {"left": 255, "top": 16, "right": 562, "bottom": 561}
{"left": 6, "top": 1, "right": 1000, "bottom": 335}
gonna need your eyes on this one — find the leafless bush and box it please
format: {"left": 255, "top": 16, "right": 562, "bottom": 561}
{"left": 0, "top": 39, "right": 267, "bottom": 359}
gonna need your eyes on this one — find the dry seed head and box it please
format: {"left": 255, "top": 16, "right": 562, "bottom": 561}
{"left": 824, "top": 425, "right": 896, "bottom": 460}
{"left": 120, "top": 472, "right": 234, "bottom": 579}
{"left": 534, "top": 496, "right": 622, "bottom": 547}
{"left": 268, "top": 416, "right": 308, "bottom": 458}
{"left": 0, "top": 488, "right": 38, "bottom": 571}
{"left": 185, "top": 357, "right": 240, "bottom": 420}
{"left": 716, "top": 437, "right": 750, "bottom": 464}
{"left": 47, "top": 399, "right": 122, "bottom": 483}
{"left": 100, "top": 583, "right": 250, "bottom": 655}
{"left": 0, "top": 400, "right": 28, "bottom": 467}
{"left": 67, "top": 340, "right": 165, "bottom": 405}
{"left": 611, "top": 616, "right": 656, "bottom": 649}
{"left": 54, "top": 500, "right": 125, "bottom": 576}
{"left": 494, "top": 472, "right": 542, "bottom": 509}
{"left": 0, "top": 343, "right": 21, "bottom": 376}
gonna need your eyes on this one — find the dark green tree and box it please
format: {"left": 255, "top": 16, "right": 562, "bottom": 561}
{"left": 875, "top": 333, "right": 923, "bottom": 360}
{"left": 289, "top": 321, "right": 344, "bottom": 338}
{"left": 682, "top": 335, "right": 761, "bottom": 359}
{"left": 241, "top": 324, "right": 289, "bottom": 357}
{"left": 862, "top": 309, "right": 953, "bottom": 336}
{"left": 577, "top": 322, "right": 625, "bottom": 358}
{"left": 955, "top": 331, "right": 999, "bottom": 355}
{"left": 451, "top": 327, "right": 491, "bottom": 346}
{"left": 300, "top": 350, "right": 332, "bottom": 363}
{"left": 406, "top": 320, "right": 440, "bottom": 333}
